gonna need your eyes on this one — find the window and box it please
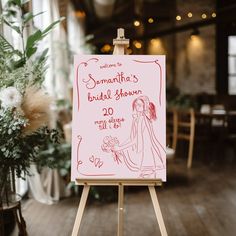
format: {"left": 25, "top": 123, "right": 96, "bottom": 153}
{"left": 228, "top": 36, "right": 236, "bottom": 94}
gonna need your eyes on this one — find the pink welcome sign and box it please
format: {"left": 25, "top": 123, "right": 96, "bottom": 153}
{"left": 72, "top": 55, "right": 166, "bottom": 181}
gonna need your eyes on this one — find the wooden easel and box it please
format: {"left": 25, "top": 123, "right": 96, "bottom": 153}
{"left": 71, "top": 28, "right": 168, "bottom": 236}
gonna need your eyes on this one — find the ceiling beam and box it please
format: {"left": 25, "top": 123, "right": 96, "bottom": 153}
{"left": 136, "top": 18, "right": 216, "bottom": 40}
{"left": 135, "top": 3, "right": 236, "bottom": 40}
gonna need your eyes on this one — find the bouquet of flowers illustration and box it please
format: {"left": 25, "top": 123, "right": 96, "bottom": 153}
{"left": 101, "top": 136, "right": 122, "bottom": 164}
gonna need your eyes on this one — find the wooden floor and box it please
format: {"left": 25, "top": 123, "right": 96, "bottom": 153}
{"left": 11, "top": 159, "right": 236, "bottom": 236}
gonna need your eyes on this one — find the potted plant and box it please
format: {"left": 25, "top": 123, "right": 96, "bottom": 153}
{"left": 0, "top": 0, "right": 62, "bottom": 233}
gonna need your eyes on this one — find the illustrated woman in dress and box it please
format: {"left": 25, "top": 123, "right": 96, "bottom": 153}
{"left": 113, "top": 95, "right": 165, "bottom": 178}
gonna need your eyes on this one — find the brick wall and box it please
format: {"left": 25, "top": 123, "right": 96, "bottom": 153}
{"left": 176, "top": 26, "right": 216, "bottom": 94}
{"left": 175, "top": 0, "right": 216, "bottom": 94}
{"left": 148, "top": 0, "right": 216, "bottom": 95}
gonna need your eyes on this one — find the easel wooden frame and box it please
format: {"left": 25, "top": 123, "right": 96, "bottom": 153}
{"left": 71, "top": 28, "right": 168, "bottom": 236}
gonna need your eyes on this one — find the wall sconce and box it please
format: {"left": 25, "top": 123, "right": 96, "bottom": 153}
{"left": 190, "top": 28, "right": 200, "bottom": 39}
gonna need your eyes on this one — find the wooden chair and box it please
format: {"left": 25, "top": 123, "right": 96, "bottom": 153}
{"left": 166, "top": 108, "right": 178, "bottom": 159}
{"left": 174, "top": 108, "right": 195, "bottom": 169}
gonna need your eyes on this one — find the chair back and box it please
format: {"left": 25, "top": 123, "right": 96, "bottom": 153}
{"left": 175, "top": 108, "right": 195, "bottom": 168}
{"left": 176, "top": 108, "right": 195, "bottom": 142}
{"left": 166, "top": 108, "right": 178, "bottom": 150}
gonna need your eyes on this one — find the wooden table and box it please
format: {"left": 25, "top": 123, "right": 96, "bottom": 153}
{"left": 195, "top": 110, "right": 236, "bottom": 158}
{"left": 195, "top": 110, "right": 236, "bottom": 127}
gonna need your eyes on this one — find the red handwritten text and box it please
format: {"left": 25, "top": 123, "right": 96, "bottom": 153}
{"left": 88, "top": 89, "right": 112, "bottom": 102}
{"left": 89, "top": 155, "right": 103, "bottom": 168}
{"left": 94, "top": 117, "right": 125, "bottom": 130}
{"left": 83, "top": 72, "right": 139, "bottom": 89}
{"left": 99, "top": 62, "right": 122, "bottom": 69}
{"left": 114, "top": 89, "right": 142, "bottom": 100}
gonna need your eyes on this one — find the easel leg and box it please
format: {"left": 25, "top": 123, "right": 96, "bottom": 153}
{"left": 148, "top": 186, "right": 168, "bottom": 236}
{"left": 71, "top": 185, "right": 90, "bottom": 236}
{"left": 117, "top": 184, "right": 124, "bottom": 236}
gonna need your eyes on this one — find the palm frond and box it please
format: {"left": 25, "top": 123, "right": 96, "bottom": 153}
{"left": 0, "top": 34, "right": 14, "bottom": 53}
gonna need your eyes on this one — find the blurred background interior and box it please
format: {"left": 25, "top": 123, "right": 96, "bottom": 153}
{"left": 1, "top": 0, "right": 236, "bottom": 235}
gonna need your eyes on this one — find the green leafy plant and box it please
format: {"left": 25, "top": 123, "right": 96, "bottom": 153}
{"left": 168, "top": 94, "right": 197, "bottom": 109}
{"left": 167, "top": 86, "right": 197, "bottom": 109}
{"left": 0, "top": 0, "right": 63, "bottom": 206}
{"left": 0, "top": 0, "right": 64, "bottom": 87}
{"left": 37, "top": 141, "right": 71, "bottom": 177}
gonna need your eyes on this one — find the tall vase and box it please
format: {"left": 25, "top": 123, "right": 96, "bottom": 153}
{"left": 0, "top": 167, "right": 19, "bottom": 235}
{"left": 0, "top": 167, "right": 18, "bottom": 205}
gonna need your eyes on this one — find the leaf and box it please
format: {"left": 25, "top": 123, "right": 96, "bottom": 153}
{"left": 25, "top": 30, "right": 43, "bottom": 58}
{"left": 23, "top": 12, "right": 33, "bottom": 22}
{"left": 13, "top": 49, "right": 23, "bottom": 57}
{"left": 26, "top": 46, "right": 37, "bottom": 58}
{"left": 5, "top": 9, "right": 17, "bottom": 17}
{"left": 25, "top": 29, "right": 42, "bottom": 55}
{"left": 25, "top": 17, "right": 63, "bottom": 58}
{"left": 15, "top": 0, "right": 21, "bottom": 5}
{"left": 23, "top": 11, "right": 44, "bottom": 24}
{"left": 3, "top": 19, "right": 11, "bottom": 27}
{"left": 9, "top": 0, "right": 21, "bottom": 7}
{"left": 21, "top": 0, "right": 30, "bottom": 4}
{"left": 3, "top": 19, "right": 21, "bottom": 34}
{"left": 42, "top": 18, "right": 65, "bottom": 36}
{"left": 11, "top": 25, "right": 21, "bottom": 34}
{"left": 0, "top": 34, "right": 14, "bottom": 51}
{"left": 36, "top": 48, "right": 48, "bottom": 64}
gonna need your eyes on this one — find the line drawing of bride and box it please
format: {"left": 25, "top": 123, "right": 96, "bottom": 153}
{"left": 112, "top": 95, "right": 166, "bottom": 178}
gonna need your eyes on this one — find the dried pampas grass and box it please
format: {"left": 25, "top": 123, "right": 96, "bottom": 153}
{"left": 22, "top": 86, "right": 52, "bottom": 135}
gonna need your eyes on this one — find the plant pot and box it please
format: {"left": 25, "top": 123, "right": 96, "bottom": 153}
{"left": 0, "top": 168, "right": 20, "bottom": 235}
{"left": 0, "top": 210, "right": 16, "bottom": 236}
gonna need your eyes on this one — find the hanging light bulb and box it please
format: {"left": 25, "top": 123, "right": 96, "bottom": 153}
{"left": 148, "top": 18, "right": 154, "bottom": 23}
{"left": 190, "top": 28, "right": 200, "bottom": 40}
{"left": 212, "top": 12, "right": 216, "bottom": 18}
{"left": 133, "top": 40, "right": 142, "bottom": 49}
{"left": 134, "top": 20, "right": 141, "bottom": 27}
{"left": 176, "top": 15, "right": 181, "bottom": 21}
{"left": 187, "top": 12, "right": 193, "bottom": 18}
{"left": 101, "top": 44, "right": 111, "bottom": 53}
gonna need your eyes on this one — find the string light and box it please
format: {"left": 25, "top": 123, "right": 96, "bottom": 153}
{"left": 74, "top": 10, "right": 86, "bottom": 18}
{"left": 148, "top": 18, "right": 154, "bottom": 23}
{"left": 150, "top": 38, "right": 161, "bottom": 47}
{"left": 133, "top": 40, "right": 142, "bottom": 49}
{"left": 151, "top": 39, "right": 158, "bottom": 45}
{"left": 176, "top": 15, "right": 181, "bottom": 21}
{"left": 132, "top": 11, "right": 213, "bottom": 27}
{"left": 134, "top": 20, "right": 140, "bottom": 27}
{"left": 101, "top": 44, "right": 111, "bottom": 53}
{"left": 187, "top": 12, "right": 193, "bottom": 18}
{"left": 190, "top": 28, "right": 200, "bottom": 40}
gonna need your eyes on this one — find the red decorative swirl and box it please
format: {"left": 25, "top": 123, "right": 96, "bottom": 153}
{"left": 76, "top": 136, "right": 115, "bottom": 177}
{"left": 75, "top": 57, "right": 115, "bottom": 177}
{"left": 76, "top": 58, "right": 99, "bottom": 111}
{"left": 133, "top": 59, "right": 163, "bottom": 106}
